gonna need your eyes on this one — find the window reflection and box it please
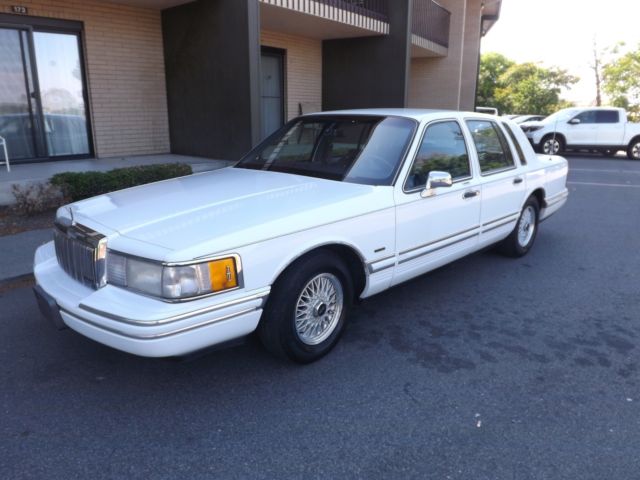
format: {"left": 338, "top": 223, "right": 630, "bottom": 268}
{"left": 406, "top": 121, "right": 470, "bottom": 190}
{"left": 34, "top": 31, "right": 89, "bottom": 156}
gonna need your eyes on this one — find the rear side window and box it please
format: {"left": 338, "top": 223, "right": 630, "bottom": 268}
{"left": 466, "top": 120, "right": 515, "bottom": 174}
{"left": 501, "top": 122, "right": 527, "bottom": 165}
{"left": 596, "top": 110, "right": 619, "bottom": 124}
{"left": 405, "top": 121, "right": 470, "bottom": 190}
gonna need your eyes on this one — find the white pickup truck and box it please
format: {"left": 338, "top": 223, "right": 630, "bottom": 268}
{"left": 520, "top": 107, "right": 640, "bottom": 159}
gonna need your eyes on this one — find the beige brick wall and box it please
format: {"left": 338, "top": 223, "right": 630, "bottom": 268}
{"left": 408, "top": 0, "right": 483, "bottom": 112}
{"left": 260, "top": 30, "right": 322, "bottom": 120}
{"left": 0, "top": 0, "right": 170, "bottom": 158}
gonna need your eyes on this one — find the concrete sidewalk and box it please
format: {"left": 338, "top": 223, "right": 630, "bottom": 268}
{"left": 0, "top": 228, "right": 52, "bottom": 281}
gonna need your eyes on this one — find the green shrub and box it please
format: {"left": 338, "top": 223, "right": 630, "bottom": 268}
{"left": 50, "top": 163, "right": 192, "bottom": 201}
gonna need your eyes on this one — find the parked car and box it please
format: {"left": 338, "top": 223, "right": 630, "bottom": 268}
{"left": 476, "top": 106, "right": 499, "bottom": 115}
{"left": 33, "top": 109, "right": 569, "bottom": 363}
{"left": 520, "top": 107, "right": 640, "bottom": 159}
{"left": 513, "top": 115, "right": 546, "bottom": 124}
{"left": 0, "top": 113, "right": 89, "bottom": 159}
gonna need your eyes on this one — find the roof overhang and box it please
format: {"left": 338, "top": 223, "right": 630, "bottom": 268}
{"left": 480, "top": 0, "right": 502, "bottom": 36}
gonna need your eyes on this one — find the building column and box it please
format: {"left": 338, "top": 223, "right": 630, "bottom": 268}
{"left": 321, "top": 0, "right": 413, "bottom": 110}
{"left": 162, "top": 0, "right": 261, "bottom": 160}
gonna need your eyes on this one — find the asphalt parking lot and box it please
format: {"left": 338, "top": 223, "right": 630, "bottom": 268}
{"left": 1, "top": 154, "right": 639, "bottom": 479}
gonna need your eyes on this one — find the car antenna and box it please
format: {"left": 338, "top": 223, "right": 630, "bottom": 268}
{"left": 550, "top": 113, "right": 560, "bottom": 158}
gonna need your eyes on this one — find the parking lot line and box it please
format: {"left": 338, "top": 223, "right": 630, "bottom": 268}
{"left": 570, "top": 168, "right": 640, "bottom": 175}
{"left": 567, "top": 181, "right": 640, "bottom": 188}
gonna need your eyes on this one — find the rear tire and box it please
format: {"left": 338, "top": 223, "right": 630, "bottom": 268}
{"left": 498, "top": 196, "right": 540, "bottom": 258}
{"left": 627, "top": 139, "right": 640, "bottom": 160}
{"left": 258, "top": 251, "right": 353, "bottom": 363}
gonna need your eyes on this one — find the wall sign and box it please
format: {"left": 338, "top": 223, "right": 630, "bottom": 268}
{"left": 11, "top": 5, "right": 28, "bottom": 14}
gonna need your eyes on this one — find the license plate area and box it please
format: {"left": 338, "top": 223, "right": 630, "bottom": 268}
{"left": 33, "top": 284, "right": 67, "bottom": 330}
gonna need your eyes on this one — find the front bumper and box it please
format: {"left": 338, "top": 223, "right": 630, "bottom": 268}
{"left": 34, "top": 242, "right": 268, "bottom": 357}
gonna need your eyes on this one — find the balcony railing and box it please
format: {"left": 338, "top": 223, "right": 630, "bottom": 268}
{"left": 260, "top": 0, "right": 389, "bottom": 24}
{"left": 412, "top": 0, "right": 450, "bottom": 48}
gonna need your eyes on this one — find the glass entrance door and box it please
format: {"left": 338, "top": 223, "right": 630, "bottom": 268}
{"left": 260, "top": 48, "right": 285, "bottom": 139}
{"left": 33, "top": 31, "right": 89, "bottom": 156}
{"left": 0, "top": 24, "right": 90, "bottom": 162}
{"left": 0, "top": 27, "right": 40, "bottom": 160}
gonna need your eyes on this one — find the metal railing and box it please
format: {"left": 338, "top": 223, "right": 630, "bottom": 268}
{"left": 261, "top": 0, "right": 389, "bottom": 23}
{"left": 412, "top": 0, "right": 450, "bottom": 48}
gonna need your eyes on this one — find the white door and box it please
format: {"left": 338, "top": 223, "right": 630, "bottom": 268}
{"left": 464, "top": 119, "right": 527, "bottom": 246}
{"left": 393, "top": 120, "right": 481, "bottom": 286}
{"left": 595, "top": 110, "right": 625, "bottom": 146}
{"left": 566, "top": 110, "right": 598, "bottom": 145}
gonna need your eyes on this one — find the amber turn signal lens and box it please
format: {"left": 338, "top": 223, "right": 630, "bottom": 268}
{"left": 208, "top": 258, "right": 238, "bottom": 291}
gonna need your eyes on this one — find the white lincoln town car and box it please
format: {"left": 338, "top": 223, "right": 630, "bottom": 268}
{"left": 34, "top": 109, "right": 569, "bottom": 363}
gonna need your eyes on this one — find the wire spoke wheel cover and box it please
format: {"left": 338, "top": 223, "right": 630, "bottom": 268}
{"left": 295, "top": 273, "right": 344, "bottom": 346}
{"left": 517, "top": 206, "right": 536, "bottom": 247}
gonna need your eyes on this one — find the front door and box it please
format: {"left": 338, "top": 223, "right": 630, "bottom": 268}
{"left": 393, "top": 120, "right": 482, "bottom": 286}
{"left": 0, "top": 22, "right": 91, "bottom": 162}
{"left": 260, "top": 47, "right": 285, "bottom": 139}
{"left": 566, "top": 110, "right": 598, "bottom": 146}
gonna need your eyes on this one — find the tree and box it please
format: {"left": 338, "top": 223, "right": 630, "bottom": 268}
{"left": 603, "top": 45, "right": 640, "bottom": 121}
{"left": 592, "top": 39, "right": 603, "bottom": 106}
{"left": 493, "top": 63, "right": 578, "bottom": 115}
{"left": 476, "top": 53, "right": 514, "bottom": 111}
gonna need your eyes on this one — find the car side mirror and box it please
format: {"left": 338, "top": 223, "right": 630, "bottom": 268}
{"left": 421, "top": 171, "right": 453, "bottom": 198}
{"left": 568, "top": 118, "right": 581, "bottom": 125}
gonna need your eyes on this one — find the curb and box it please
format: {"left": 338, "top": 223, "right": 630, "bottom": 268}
{"left": 0, "top": 273, "right": 35, "bottom": 291}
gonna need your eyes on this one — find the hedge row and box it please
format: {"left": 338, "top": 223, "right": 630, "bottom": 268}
{"left": 50, "top": 163, "right": 192, "bottom": 201}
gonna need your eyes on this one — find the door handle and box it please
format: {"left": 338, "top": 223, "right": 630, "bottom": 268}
{"left": 463, "top": 190, "right": 480, "bottom": 199}
{"left": 513, "top": 177, "right": 524, "bottom": 185}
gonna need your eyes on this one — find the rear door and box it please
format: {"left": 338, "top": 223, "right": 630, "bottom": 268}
{"left": 464, "top": 119, "right": 527, "bottom": 246}
{"left": 595, "top": 109, "right": 624, "bottom": 146}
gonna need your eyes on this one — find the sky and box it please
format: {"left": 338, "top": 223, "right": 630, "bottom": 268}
{"left": 481, "top": 0, "right": 640, "bottom": 106}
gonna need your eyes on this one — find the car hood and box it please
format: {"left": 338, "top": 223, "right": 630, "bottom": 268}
{"left": 67, "top": 167, "right": 391, "bottom": 259}
{"left": 520, "top": 121, "right": 545, "bottom": 128}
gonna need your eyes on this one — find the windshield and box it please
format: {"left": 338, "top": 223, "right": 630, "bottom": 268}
{"left": 235, "top": 115, "right": 416, "bottom": 185}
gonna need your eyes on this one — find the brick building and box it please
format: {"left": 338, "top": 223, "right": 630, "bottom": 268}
{"left": 0, "top": 0, "right": 501, "bottom": 164}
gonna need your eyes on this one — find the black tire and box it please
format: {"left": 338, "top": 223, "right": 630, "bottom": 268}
{"left": 538, "top": 135, "right": 564, "bottom": 155}
{"left": 627, "top": 138, "right": 640, "bottom": 160}
{"left": 498, "top": 196, "right": 540, "bottom": 258}
{"left": 258, "top": 251, "right": 353, "bottom": 363}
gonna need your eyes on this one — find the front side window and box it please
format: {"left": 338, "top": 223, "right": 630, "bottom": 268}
{"left": 596, "top": 110, "right": 619, "bottom": 124}
{"left": 405, "top": 121, "right": 470, "bottom": 190}
{"left": 573, "top": 110, "right": 597, "bottom": 124}
{"left": 466, "top": 120, "right": 515, "bottom": 174}
{"left": 236, "top": 116, "right": 416, "bottom": 185}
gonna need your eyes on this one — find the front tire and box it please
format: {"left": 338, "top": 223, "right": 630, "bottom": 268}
{"left": 540, "top": 135, "right": 564, "bottom": 155}
{"left": 258, "top": 252, "right": 353, "bottom": 363}
{"left": 627, "top": 139, "right": 640, "bottom": 160}
{"left": 498, "top": 196, "right": 540, "bottom": 258}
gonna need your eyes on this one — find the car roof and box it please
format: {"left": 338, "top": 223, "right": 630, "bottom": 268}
{"left": 305, "top": 108, "right": 495, "bottom": 122}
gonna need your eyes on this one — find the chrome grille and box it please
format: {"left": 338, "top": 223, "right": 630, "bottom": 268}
{"left": 53, "top": 222, "right": 107, "bottom": 289}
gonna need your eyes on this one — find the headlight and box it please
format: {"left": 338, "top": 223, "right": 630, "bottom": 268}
{"left": 107, "top": 252, "right": 240, "bottom": 300}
